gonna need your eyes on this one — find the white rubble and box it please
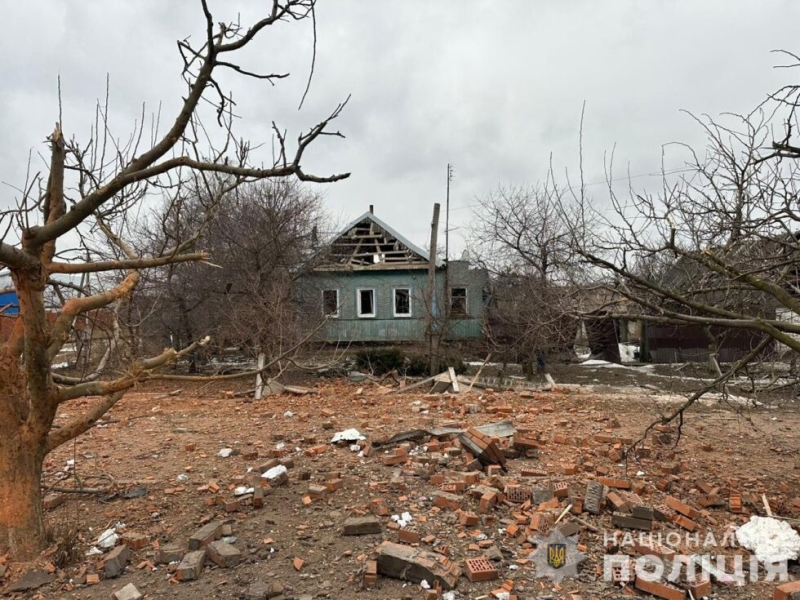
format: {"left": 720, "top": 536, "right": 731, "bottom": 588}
{"left": 331, "top": 428, "right": 365, "bottom": 443}
{"left": 735, "top": 516, "right": 800, "bottom": 563}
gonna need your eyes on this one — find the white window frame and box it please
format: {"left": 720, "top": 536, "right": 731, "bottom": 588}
{"left": 450, "top": 287, "right": 468, "bottom": 316}
{"left": 393, "top": 287, "right": 412, "bottom": 318}
{"left": 322, "top": 289, "right": 339, "bottom": 318}
{"left": 357, "top": 288, "right": 376, "bottom": 318}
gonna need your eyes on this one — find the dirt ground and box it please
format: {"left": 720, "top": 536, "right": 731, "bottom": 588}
{"left": 5, "top": 366, "right": 800, "bottom": 599}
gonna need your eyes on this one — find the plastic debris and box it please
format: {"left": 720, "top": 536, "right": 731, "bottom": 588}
{"left": 97, "top": 528, "right": 118, "bottom": 549}
{"left": 217, "top": 448, "right": 233, "bottom": 458}
{"left": 234, "top": 486, "right": 254, "bottom": 496}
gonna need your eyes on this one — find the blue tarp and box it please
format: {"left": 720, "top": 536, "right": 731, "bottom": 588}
{"left": 0, "top": 290, "right": 19, "bottom": 315}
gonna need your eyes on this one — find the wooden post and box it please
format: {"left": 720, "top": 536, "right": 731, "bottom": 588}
{"left": 254, "top": 353, "right": 266, "bottom": 400}
{"left": 427, "top": 203, "right": 441, "bottom": 375}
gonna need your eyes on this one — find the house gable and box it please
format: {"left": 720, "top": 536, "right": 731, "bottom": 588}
{"left": 318, "top": 212, "right": 441, "bottom": 271}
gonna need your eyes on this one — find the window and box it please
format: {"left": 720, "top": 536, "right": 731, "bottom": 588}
{"left": 357, "top": 288, "right": 376, "bottom": 318}
{"left": 322, "top": 289, "right": 339, "bottom": 318}
{"left": 394, "top": 287, "right": 411, "bottom": 317}
{"left": 450, "top": 287, "right": 468, "bottom": 316}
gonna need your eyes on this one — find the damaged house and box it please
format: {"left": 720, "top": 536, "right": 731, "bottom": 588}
{"left": 301, "top": 209, "right": 488, "bottom": 343}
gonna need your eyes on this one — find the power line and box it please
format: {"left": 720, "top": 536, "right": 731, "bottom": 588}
{"left": 447, "top": 166, "right": 694, "bottom": 213}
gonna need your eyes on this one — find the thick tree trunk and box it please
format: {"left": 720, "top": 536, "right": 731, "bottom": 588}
{"left": 0, "top": 425, "right": 46, "bottom": 560}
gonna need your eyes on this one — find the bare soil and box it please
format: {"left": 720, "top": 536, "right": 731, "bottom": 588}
{"left": 4, "top": 373, "right": 800, "bottom": 599}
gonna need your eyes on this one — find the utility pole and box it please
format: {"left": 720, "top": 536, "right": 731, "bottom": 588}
{"left": 427, "top": 203, "right": 441, "bottom": 375}
{"left": 445, "top": 164, "right": 453, "bottom": 265}
{"left": 442, "top": 165, "right": 453, "bottom": 372}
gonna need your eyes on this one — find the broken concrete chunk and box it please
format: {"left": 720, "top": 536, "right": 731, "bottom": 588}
{"left": 611, "top": 512, "right": 652, "bottom": 531}
{"left": 104, "top": 544, "right": 131, "bottom": 578}
{"left": 584, "top": 480, "right": 605, "bottom": 515}
{"left": 376, "top": 541, "right": 461, "bottom": 590}
{"left": 188, "top": 520, "right": 223, "bottom": 550}
{"left": 206, "top": 540, "right": 241, "bottom": 568}
{"left": 342, "top": 516, "right": 382, "bottom": 536}
{"left": 8, "top": 569, "right": 55, "bottom": 592}
{"left": 245, "top": 582, "right": 271, "bottom": 600}
{"left": 157, "top": 543, "right": 185, "bottom": 564}
{"left": 176, "top": 549, "right": 206, "bottom": 581}
{"left": 113, "top": 582, "right": 143, "bottom": 600}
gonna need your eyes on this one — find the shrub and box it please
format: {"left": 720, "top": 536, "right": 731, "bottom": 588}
{"left": 354, "top": 348, "right": 406, "bottom": 375}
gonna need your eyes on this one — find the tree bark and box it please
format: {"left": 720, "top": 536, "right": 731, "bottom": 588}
{"left": 0, "top": 421, "right": 46, "bottom": 560}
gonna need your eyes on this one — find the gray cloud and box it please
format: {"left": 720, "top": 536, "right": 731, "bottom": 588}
{"left": 2, "top": 0, "right": 798, "bottom": 254}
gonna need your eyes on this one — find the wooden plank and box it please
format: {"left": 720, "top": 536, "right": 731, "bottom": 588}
{"left": 448, "top": 367, "right": 460, "bottom": 393}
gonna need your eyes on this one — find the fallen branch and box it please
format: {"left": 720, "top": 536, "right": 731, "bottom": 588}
{"left": 466, "top": 353, "right": 492, "bottom": 393}
{"left": 625, "top": 336, "right": 771, "bottom": 465}
{"left": 45, "top": 486, "right": 111, "bottom": 495}
{"left": 154, "top": 388, "right": 184, "bottom": 400}
{"left": 570, "top": 516, "right": 600, "bottom": 533}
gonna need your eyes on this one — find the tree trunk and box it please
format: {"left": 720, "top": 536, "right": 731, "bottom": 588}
{"left": 0, "top": 425, "right": 46, "bottom": 560}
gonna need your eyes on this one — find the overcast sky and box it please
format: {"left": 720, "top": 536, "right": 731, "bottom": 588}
{"left": 2, "top": 1, "right": 799, "bottom": 256}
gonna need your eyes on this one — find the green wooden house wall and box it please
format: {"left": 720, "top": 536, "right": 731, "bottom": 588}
{"left": 302, "top": 260, "right": 487, "bottom": 343}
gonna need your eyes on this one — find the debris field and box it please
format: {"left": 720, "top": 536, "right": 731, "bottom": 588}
{"left": 6, "top": 377, "right": 800, "bottom": 600}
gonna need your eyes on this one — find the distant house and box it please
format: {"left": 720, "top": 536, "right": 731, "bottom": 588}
{"left": 301, "top": 209, "right": 488, "bottom": 343}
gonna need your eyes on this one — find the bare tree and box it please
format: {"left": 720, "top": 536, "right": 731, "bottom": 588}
{"left": 0, "top": 0, "right": 348, "bottom": 559}
{"left": 563, "top": 90, "right": 800, "bottom": 432}
{"left": 472, "top": 183, "right": 580, "bottom": 378}
{"left": 133, "top": 179, "right": 327, "bottom": 370}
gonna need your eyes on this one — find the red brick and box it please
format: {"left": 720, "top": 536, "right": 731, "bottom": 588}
{"left": 529, "top": 512, "right": 553, "bottom": 534}
{"left": 432, "top": 491, "right": 461, "bottom": 511}
{"left": 665, "top": 496, "right": 699, "bottom": 519}
{"left": 597, "top": 477, "right": 631, "bottom": 489}
{"left": 553, "top": 481, "right": 569, "bottom": 498}
{"left": 459, "top": 511, "right": 479, "bottom": 527}
{"left": 683, "top": 576, "right": 711, "bottom": 599}
{"left": 399, "top": 529, "right": 421, "bottom": 544}
{"left": 479, "top": 491, "right": 498, "bottom": 513}
{"left": 43, "top": 493, "right": 66, "bottom": 510}
{"left": 606, "top": 491, "right": 628, "bottom": 512}
{"left": 512, "top": 437, "right": 540, "bottom": 451}
{"left": 673, "top": 514, "right": 698, "bottom": 532}
{"left": 775, "top": 580, "right": 800, "bottom": 600}
{"left": 326, "top": 478, "right": 344, "bottom": 492}
{"left": 635, "top": 576, "right": 686, "bottom": 600}
{"left": 459, "top": 427, "right": 506, "bottom": 467}
{"left": 730, "top": 492, "right": 743, "bottom": 513}
{"left": 120, "top": 532, "right": 148, "bottom": 550}
{"left": 464, "top": 557, "right": 498, "bottom": 582}
{"left": 521, "top": 468, "right": 548, "bottom": 477}
{"left": 307, "top": 484, "right": 328, "bottom": 500}
{"left": 504, "top": 485, "right": 531, "bottom": 504}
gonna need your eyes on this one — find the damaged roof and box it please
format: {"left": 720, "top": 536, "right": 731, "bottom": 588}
{"left": 319, "top": 211, "right": 444, "bottom": 270}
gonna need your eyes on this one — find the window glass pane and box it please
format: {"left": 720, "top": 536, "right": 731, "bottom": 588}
{"left": 395, "top": 288, "right": 410, "bottom": 315}
{"left": 451, "top": 287, "right": 467, "bottom": 315}
{"left": 323, "top": 290, "right": 338, "bottom": 315}
{"left": 359, "top": 289, "right": 374, "bottom": 315}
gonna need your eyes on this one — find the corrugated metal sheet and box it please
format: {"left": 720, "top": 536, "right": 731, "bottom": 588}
{"left": 644, "top": 323, "right": 770, "bottom": 364}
